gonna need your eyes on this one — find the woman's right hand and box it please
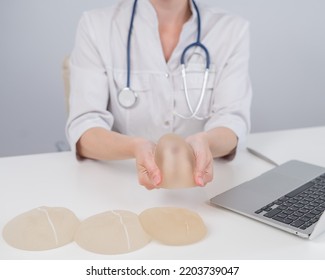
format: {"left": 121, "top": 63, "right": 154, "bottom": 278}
{"left": 133, "top": 138, "right": 162, "bottom": 190}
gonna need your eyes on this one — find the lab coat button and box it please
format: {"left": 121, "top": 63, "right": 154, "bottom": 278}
{"left": 164, "top": 121, "right": 170, "bottom": 126}
{"left": 165, "top": 73, "right": 170, "bottom": 78}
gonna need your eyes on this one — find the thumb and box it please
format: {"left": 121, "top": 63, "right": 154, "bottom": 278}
{"left": 194, "top": 171, "right": 205, "bottom": 187}
{"left": 194, "top": 154, "right": 206, "bottom": 187}
{"left": 194, "top": 156, "right": 213, "bottom": 187}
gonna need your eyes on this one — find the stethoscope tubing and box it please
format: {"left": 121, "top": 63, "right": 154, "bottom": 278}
{"left": 119, "top": 0, "right": 211, "bottom": 120}
{"left": 180, "top": 42, "right": 210, "bottom": 70}
{"left": 126, "top": 0, "right": 138, "bottom": 89}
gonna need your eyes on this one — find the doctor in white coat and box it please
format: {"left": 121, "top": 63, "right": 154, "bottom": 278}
{"left": 66, "top": 0, "right": 252, "bottom": 189}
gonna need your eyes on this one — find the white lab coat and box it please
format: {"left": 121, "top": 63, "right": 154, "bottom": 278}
{"left": 66, "top": 0, "right": 252, "bottom": 151}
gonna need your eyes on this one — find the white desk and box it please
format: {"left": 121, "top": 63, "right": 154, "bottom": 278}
{"left": 1, "top": 127, "right": 325, "bottom": 260}
{"left": 247, "top": 126, "right": 325, "bottom": 167}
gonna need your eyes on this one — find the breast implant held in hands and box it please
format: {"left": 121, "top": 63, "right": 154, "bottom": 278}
{"left": 155, "top": 134, "right": 197, "bottom": 189}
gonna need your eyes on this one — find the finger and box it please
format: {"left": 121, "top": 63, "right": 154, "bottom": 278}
{"left": 193, "top": 169, "right": 203, "bottom": 186}
{"left": 195, "top": 176, "right": 205, "bottom": 187}
{"left": 193, "top": 153, "right": 208, "bottom": 186}
{"left": 138, "top": 173, "right": 155, "bottom": 190}
{"left": 145, "top": 158, "right": 162, "bottom": 186}
{"left": 195, "top": 170, "right": 212, "bottom": 187}
{"left": 194, "top": 155, "right": 214, "bottom": 187}
{"left": 202, "top": 161, "right": 214, "bottom": 185}
{"left": 137, "top": 160, "right": 161, "bottom": 189}
{"left": 137, "top": 164, "right": 156, "bottom": 189}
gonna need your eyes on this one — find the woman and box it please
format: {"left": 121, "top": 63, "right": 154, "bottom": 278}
{"left": 66, "top": 0, "right": 252, "bottom": 189}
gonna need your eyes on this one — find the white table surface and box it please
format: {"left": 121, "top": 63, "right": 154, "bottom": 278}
{"left": 1, "top": 129, "right": 325, "bottom": 260}
{"left": 247, "top": 126, "right": 325, "bottom": 167}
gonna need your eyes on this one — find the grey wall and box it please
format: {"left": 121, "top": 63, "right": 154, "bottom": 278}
{"left": 0, "top": 0, "right": 112, "bottom": 157}
{"left": 1, "top": 0, "right": 324, "bottom": 157}
{"left": 215, "top": 0, "right": 325, "bottom": 132}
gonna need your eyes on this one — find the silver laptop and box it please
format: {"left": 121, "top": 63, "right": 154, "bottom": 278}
{"left": 210, "top": 160, "right": 325, "bottom": 239}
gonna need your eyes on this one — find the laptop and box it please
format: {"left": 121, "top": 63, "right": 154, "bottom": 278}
{"left": 210, "top": 160, "right": 325, "bottom": 239}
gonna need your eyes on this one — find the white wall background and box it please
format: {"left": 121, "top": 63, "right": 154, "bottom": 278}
{"left": 0, "top": 0, "right": 324, "bottom": 157}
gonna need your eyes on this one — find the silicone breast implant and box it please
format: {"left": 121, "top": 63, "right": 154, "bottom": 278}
{"left": 74, "top": 210, "right": 151, "bottom": 255}
{"left": 2, "top": 206, "right": 80, "bottom": 251}
{"left": 155, "top": 134, "right": 196, "bottom": 188}
{"left": 139, "top": 207, "right": 207, "bottom": 245}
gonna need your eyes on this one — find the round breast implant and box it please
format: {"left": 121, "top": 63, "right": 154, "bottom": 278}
{"left": 2, "top": 206, "right": 80, "bottom": 251}
{"left": 155, "top": 134, "right": 196, "bottom": 188}
{"left": 139, "top": 207, "right": 207, "bottom": 245}
{"left": 74, "top": 210, "right": 151, "bottom": 255}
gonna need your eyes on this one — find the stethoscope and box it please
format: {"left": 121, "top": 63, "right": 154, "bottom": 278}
{"left": 118, "top": 0, "right": 211, "bottom": 120}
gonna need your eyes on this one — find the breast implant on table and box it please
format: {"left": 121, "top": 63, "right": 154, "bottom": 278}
{"left": 2, "top": 134, "right": 207, "bottom": 255}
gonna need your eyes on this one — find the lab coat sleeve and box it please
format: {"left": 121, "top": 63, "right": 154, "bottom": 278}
{"left": 66, "top": 13, "right": 114, "bottom": 152}
{"left": 204, "top": 22, "right": 252, "bottom": 151}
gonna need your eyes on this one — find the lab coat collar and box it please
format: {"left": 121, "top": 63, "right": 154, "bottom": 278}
{"left": 138, "top": 0, "right": 197, "bottom": 28}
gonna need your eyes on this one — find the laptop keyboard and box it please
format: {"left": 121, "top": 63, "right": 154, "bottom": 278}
{"left": 255, "top": 173, "right": 325, "bottom": 230}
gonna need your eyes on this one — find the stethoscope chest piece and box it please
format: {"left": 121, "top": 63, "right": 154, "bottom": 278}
{"left": 118, "top": 88, "right": 138, "bottom": 108}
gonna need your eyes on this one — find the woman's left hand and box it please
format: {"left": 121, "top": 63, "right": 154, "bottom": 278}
{"left": 186, "top": 132, "right": 213, "bottom": 187}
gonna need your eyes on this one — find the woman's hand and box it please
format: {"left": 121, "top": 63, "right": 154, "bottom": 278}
{"left": 133, "top": 138, "right": 162, "bottom": 190}
{"left": 186, "top": 132, "right": 213, "bottom": 187}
